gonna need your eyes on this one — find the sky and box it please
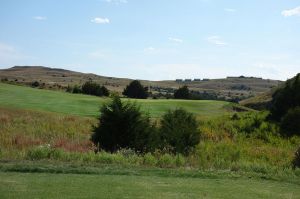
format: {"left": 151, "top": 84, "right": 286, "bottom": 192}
{"left": 0, "top": 0, "right": 300, "bottom": 81}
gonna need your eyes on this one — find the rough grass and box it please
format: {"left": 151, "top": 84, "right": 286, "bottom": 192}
{"left": 1, "top": 106, "right": 298, "bottom": 173}
{"left": 0, "top": 83, "right": 233, "bottom": 118}
{"left": 0, "top": 170, "right": 299, "bottom": 199}
{"left": 0, "top": 107, "right": 97, "bottom": 159}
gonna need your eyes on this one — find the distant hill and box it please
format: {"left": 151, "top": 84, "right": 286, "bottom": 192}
{"left": 0, "top": 66, "right": 281, "bottom": 101}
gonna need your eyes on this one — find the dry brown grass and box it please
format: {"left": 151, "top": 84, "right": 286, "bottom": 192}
{"left": 0, "top": 107, "right": 97, "bottom": 156}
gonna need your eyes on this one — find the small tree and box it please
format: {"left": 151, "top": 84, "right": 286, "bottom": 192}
{"left": 123, "top": 80, "right": 148, "bottom": 99}
{"left": 91, "top": 96, "right": 154, "bottom": 152}
{"left": 160, "top": 109, "right": 200, "bottom": 154}
{"left": 174, "top": 86, "right": 190, "bottom": 99}
{"left": 100, "top": 86, "right": 109, "bottom": 97}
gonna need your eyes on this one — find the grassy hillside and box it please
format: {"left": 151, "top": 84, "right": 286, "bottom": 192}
{"left": 0, "top": 83, "right": 235, "bottom": 118}
{"left": 0, "top": 82, "right": 299, "bottom": 198}
{"left": 0, "top": 66, "right": 281, "bottom": 100}
{"left": 1, "top": 171, "right": 299, "bottom": 199}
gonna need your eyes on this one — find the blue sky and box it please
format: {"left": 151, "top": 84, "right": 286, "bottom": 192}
{"left": 0, "top": 0, "right": 299, "bottom": 80}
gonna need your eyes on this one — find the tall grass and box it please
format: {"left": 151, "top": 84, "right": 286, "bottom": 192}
{"left": 0, "top": 107, "right": 97, "bottom": 159}
{"left": 1, "top": 106, "right": 299, "bottom": 174}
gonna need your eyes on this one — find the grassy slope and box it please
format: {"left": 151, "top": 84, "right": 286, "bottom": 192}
{"left": 0, "top": 83, "right": 232, "bottom": 118}
{"left": 1, "top": 171, "right": 299, "bottom": 199}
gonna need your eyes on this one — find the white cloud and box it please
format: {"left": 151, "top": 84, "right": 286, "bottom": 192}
{"left": 282, "top": 6, "right": 300, "bottom": 17}
{"left": 207, "top": 36, "right": 227, "bottom": 46}
{"left": 33, "top": 16, "right": 47, "bottom": 20}
{"left": 168, "top": 37, "right": 183, "bottom": 43}
{"left": 224, "top": 8, "right": 236, "bottom": 12}
{"left": 104, "top": 0, "right": 127, "bottom": 4}
{"left": 91, "top": 17, "right": 110, "bottom": 24}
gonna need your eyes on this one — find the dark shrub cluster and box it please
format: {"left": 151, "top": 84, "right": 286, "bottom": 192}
{"left": 67, "top": 82, "right": 109, "bottom": 97}
{"left": 82, "top": 82, "right": 109, "bottom": 97}
{"left": 174, "top": 86, "right": 190, "bottom": 99}
{"left": 31, "top": 81, "right": 40, "bottom": 87}
{"left": 91, "top": 96, "right": 200, "bottom": 154}
{"left": 122, "top": 80, "right": 148, "bottom": 99}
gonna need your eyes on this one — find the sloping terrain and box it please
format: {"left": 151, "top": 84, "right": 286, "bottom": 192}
{"left": 0, "top": 66, "right": 281, "bottom": 100}
{"left": 0, "top": 83, "right": 236, "bottom": 118}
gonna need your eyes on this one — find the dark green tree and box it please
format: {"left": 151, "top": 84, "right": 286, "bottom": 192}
{"left": 270, "top": 73, "right": 300, "bottom": 121}
{"left": 91, "top": 96, "right": 155, "bottom": 152}
{"left": 72, "top": 85, "right": 82, "bottom": 93}
{"left": 122, "top": 80, "right": 148, "bottom": 99}
{"left": 100, "top": 86, "right": 109, "bottom": 97}
{"left": 160, "top": 109, "right": 200, "bottom": 154}
{"left": 174, "top": 86, "right": 190, "bottom": 99}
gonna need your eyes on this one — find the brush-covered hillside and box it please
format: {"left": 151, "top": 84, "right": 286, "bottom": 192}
{"left": 0, "top": 66, "right": 281, "bottom": 101}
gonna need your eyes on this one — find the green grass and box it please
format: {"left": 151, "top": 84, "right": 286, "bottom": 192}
{"left": 1, "top": 170, "right": 299, "bottom": 199}
{"left": 0, "top": 83, "right": 232, "bottom": 118}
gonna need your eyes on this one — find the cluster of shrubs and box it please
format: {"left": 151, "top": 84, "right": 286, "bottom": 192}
{"left": 67, "top": 81, "right": 109, "bottom": 97}
{"left": 91, "top": 96, "right": 200, "bottom": 155}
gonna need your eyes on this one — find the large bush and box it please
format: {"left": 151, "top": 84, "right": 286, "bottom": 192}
{"left": 174, "top": 86, "right": 190, "bottom": 99}
{"left": 91, "top": 96, "right": 155, "bottom": 152}
{"left": 81, "top": 81, "right": 109, "bottom": 97}
{"left": 280, "top": 107, "right": 300, "bottom": 137}
{"left": 122, "top": 80, "right": 148, "bottom": 99}
{"left": 160, "top": 109, "right": 200, "bottom": 154}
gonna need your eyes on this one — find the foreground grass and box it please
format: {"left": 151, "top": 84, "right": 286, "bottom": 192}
{"left": 1, "top": 106, "right": 298, "bottom": 171}
{"left": 0, "top": 83, "right": 232, "bottom": 118}
{"left": 0, "top": 107, "right": 96, "bottom": 157}
{"left": 0, "top": 168, "right": 299, "bottom": 199}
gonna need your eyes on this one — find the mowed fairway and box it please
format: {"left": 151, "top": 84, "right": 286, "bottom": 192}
{"left": 1, "top": 172, "right": 299, "bottom": 199}
{"left": 0, "top": 83, "right": 232, "bottom": 118}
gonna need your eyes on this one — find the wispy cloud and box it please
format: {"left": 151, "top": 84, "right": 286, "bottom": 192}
{"left": 168, "top": 37, "right": 183, "bottom": 43}
{"left": 33, "top": 16, "right": 47, "bottom": 20}
{"left": 104, "top": 0, "right": 128, "bottom": 5}
{"left": 91, "top": 17, "right": 110, "bottom": 24}
{"left": 282, "top": 6, "right": 300, "bottom": 17}
{"left": 207, "top": 36, "right": 227, "bottom": 46}
{"left": 224, "top": 8, "right": 236, "bottom": 12}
